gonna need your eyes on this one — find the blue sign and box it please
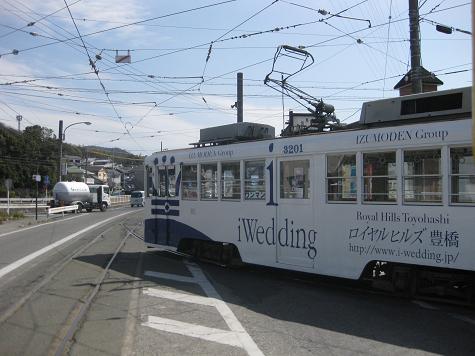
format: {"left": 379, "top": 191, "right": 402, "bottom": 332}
{"left": 44, "top": 175, "right": 49, "bottom": 185}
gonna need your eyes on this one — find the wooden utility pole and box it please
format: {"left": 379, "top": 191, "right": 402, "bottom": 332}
{"left": 58, "top": 120, "right": 63, "bottom": 182}
{"left": 409, "top": 0, "right": 422, "bottom": 94}
{"left": 237, "top": 72, "right": 243, "bottom": 123}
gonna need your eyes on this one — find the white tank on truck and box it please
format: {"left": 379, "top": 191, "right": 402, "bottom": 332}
{"left": 52, "top": 181, "right": 111, "bottom": 212}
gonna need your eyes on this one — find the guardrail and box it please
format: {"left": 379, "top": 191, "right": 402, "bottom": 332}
{"left": 0, "top": 198, "right": 52, "bottom": 204}
{"left": 110, "top": 195, "right": 130, "bottom": 205}
{"left": 0, "top": 204, "right": 49, "bottom": 210}
{"left": 47, "top": 205, "right": 78, "bottom": 218}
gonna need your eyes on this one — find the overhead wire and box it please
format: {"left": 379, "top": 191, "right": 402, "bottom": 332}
{"left": 0, "top": 0, "right": 238, "bottom": 57}
{"left": 0, "top": 0, "right": 81, "bottom": 40}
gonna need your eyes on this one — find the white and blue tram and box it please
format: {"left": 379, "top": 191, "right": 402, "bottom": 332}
{"left": 144, "top": 87, "right": 475, "bottom": 301}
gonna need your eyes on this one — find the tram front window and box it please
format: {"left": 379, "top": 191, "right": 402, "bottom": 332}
{"left": 168, "top": 167, "right": 176, "bottom": 197}
{"left": 157, "top": 168, "right": 167, "bottom": 197}
{"left": 404, "top": 149, "right": 442, "bottom": 203}
{"left": 450, "top": 147, "right": 475, "bottom": 204}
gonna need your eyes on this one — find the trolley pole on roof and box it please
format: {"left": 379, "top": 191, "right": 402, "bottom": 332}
{"left": 237, "top": 72, "right": 243, "bottom": 123}
{"left": 409, "top": 0, "right": 422, "bottom": 94}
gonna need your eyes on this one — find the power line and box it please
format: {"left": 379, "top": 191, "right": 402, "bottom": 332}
{"left": 0, "top": 0, "right": 237, "bottom": 57}
{"left": 0, "top": 0, "right": 81, "bottom": 40}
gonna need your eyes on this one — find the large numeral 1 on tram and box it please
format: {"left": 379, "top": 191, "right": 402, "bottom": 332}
{"left": 266, "top": 160, "right": 277, "bottom": 206}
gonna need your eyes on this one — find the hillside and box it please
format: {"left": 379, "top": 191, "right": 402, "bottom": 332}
{"left": 0, "top": 123, "right": 142, "bottom": 196}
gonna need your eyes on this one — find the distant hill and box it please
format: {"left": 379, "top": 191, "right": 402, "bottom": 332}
{"left": 0, "top": 122, "right": 142, "bottom": 196}
{"left": 85, "top": 146, "right": 143, "bottom": 166}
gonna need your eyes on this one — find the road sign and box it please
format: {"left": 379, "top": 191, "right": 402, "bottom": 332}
{"left": 4, "top": 179, "right": 12, "bottom": 190}
{"left": 115, "top": 50, "right": 131, "bottom": 63}
{"left": 33, "top": 174, "right": 41, "bottom": 182}
{"left": 44, "top": 175, "right": 50, "bottom": 185}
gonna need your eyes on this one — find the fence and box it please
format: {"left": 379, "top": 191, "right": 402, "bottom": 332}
{"left": 110, "top": 195, "right": 130, "bottom": 205}
{"left": 0, "top": 198, "right": 52, "bottom": 204}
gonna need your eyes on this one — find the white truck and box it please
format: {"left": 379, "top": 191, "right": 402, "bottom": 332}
{"left": 52, "top": 181, "right": 111, "bottom": 212}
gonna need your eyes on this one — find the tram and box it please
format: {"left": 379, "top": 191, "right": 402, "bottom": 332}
{"left": 144, "top": 86, "right": 475, "bottom": 303}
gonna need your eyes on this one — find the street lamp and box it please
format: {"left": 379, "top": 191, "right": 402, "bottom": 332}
{"left": 59, "top": 120, "right": 92, "bottom": 182}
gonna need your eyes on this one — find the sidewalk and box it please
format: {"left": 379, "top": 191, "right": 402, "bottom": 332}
{"left": 0, "top": 215, "right": 51, "bottom": 235}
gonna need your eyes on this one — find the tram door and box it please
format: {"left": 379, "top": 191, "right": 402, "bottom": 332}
{"left": 156, "top": 165, "right": 178, "bottom": 246}
{"left": 275, "top": 157, "right": 315, "bottom": 268}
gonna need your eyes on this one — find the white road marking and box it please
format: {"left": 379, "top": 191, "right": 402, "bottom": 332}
{"left": 144, "top": 270, "right": 196, "bottom": 284}
{"left": 0, "top": 210, "right": 135, "bottom": 280}
{"left": 143, "top": 316, "right": 242, "bottom": 347}
{"left": 143, "top": 262, "right": 264, "bottom": 356}
{"left": 143, "top": 288, "right": 217, "bottom": 307}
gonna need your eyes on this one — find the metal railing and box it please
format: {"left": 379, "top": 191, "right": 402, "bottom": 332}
{"left": 47, "top": 205, "right": 79, "bottom": 218}
{"left": 0, "top": 197, "right": 52, "bottom": 204}
{"left": 110, "top": 195, "right": 130, "bottom": 205}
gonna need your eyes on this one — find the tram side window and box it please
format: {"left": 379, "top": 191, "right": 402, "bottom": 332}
{"left": 181, "top": 165, "right": 198, "bottom": 200}
{"left": 221, "top": 162, "right": 240, "bottom": 200}
{"left": 326, "top": 154, "right": 356, "bottom": 202}
{"left": 363, "top": 152, "right": 397, "bottom": 202}
{"left": 280, "top": 160, "right": 310, "bottom": 199}
{"left": 404, "top": 149, "right": 441, "bottom": 203}
{"left": 450, "top": 147, "right": 475, "bottom": 204}
{"left": 201, "top": 163, "right": 218, "bottom": 200}
{"left": 244, "top": 161, "right": 265, "bottom": 200}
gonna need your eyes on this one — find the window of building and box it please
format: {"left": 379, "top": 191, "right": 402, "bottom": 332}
{"left": 450, "top": 147, "right": 475, "bottom": 204}
{"left": 221, "top": 162, "right": 240, "bottom": 200}
{"left": 363, "top": 152, "right": 397, "bottom": 202}
{"left": 200, "top": 163, "right": 218, "bottom": 200}
{"left": 181, "top": 165, "right": 198, "bottom": 200}
{"left": 326, "top": 154, "right": 356, "bottom": 202}
{"left": 403, "top": 149, "right": 442, "bottom": 203}
{"left": 280, "top": 160, "right": 310, "bottom": 199}
{"left": 244, "top": 161, "right": 265, "bottom": 200}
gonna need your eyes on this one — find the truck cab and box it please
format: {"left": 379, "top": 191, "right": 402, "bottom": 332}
{"left": 88, "top": 185, "right": 110, "bottom": 212}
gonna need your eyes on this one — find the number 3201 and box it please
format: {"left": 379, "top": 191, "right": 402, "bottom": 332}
{"left": 283, "top": 144, "right": 303, "bottom": 154}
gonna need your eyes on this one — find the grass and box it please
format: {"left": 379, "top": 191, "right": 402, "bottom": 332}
{"left": 0, "top": 211, "right": 25, "bottom": 224}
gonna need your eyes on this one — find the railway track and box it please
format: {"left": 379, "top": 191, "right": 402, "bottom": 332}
{"left": 0, "top": 217, "right": 143, "bottom": 355}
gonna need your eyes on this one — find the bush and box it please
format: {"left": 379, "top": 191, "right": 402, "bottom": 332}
{"left": 0, "top": 210, "right": 25, "bottom": 222}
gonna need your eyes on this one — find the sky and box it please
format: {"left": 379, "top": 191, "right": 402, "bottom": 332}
{"left": 0, "top": 0, "right": 471, "bottom": 156}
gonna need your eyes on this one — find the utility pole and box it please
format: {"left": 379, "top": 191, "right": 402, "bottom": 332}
{"left": 84, "top": 146, "right": 88, "bottom": 184}
{"left": 58, "top": 120, "right": 63, "bottom": 182}
{"left": 409, "top": 0, "right": 422, "bottom": 94}
{"left": 237, "top": 72, "right": 243, "bottom": 123}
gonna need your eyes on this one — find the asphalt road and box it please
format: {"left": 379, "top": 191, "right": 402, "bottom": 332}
{"left": 0, "top": 208, "right": 474, "bottom": 356}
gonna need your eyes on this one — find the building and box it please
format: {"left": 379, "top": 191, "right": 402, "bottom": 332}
{"left": 394, "top": 67, "right": 443, "bottom": 96}
{"left": 87, "top": 166, "right": 108, "bottom": 184}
